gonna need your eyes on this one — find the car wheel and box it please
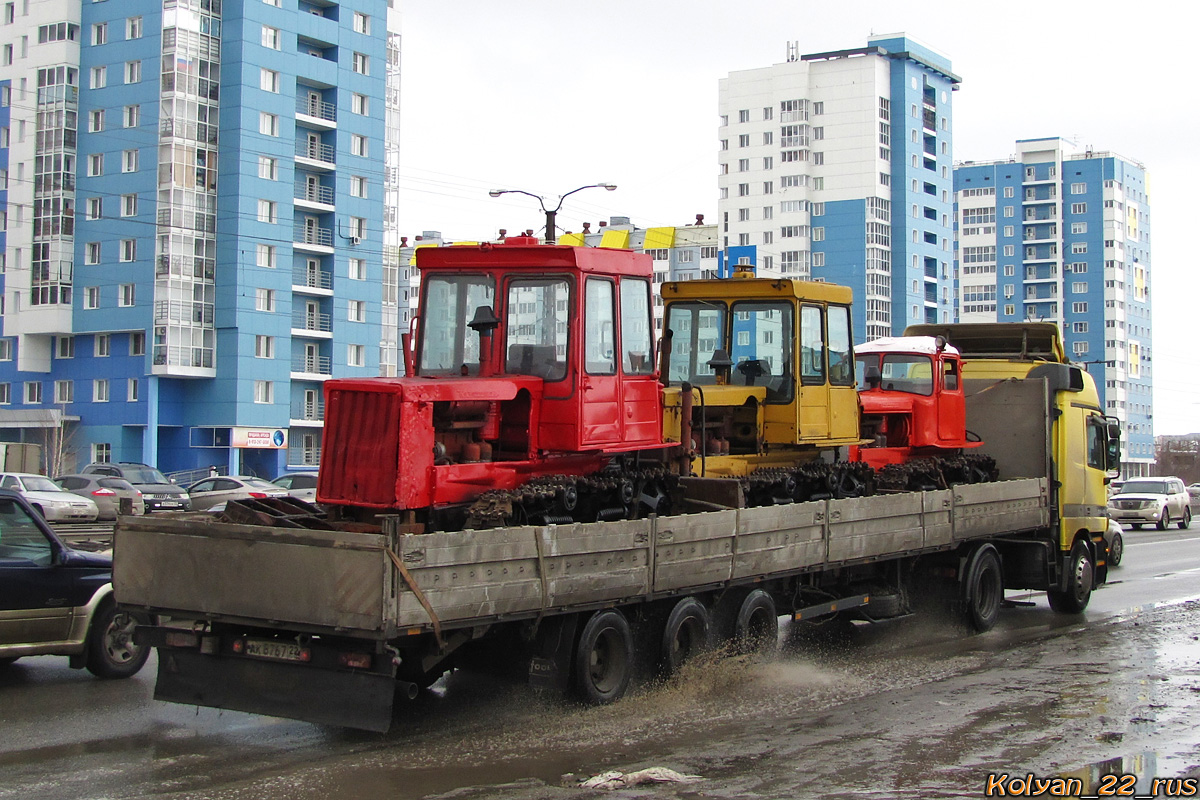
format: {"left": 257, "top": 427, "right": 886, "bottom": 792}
{"left": 1179, "top": 507, "right": 1192, "bottom": 530}
{"left": 1107, "top": 531, "right": 1124, "bottom": 567}
{"left": 85, "top": 601, "right": 151, "bottom": 679}
{"left": 1156, "top": 510, "right": 1170, "bottom": 531}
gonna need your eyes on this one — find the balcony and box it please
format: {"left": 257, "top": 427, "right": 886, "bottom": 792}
{"left": 922, "top": 107, "right": 937, "bottom": 132}
{"left": 294, "top": 181, "right": 334, "bottom": 209}
{"left": 295, "top": 95, "right": 336, "bottom": 129}
{"left": 292, "top": 266, "right": 333, "bottom": 294}
{"left": 295, "top": 140, "right": 335, "bottom": 169}
{"left": 291, "top": 354, "right": 332, "bottom": 378}
{"left": 291, "top": 398, "right": 326, "bottom": 423}
{"left": 288, "top": 447, "right": 322, "bottom": 468}
{"left": 294, "top": 224, "right": 334, "bottom": 251}
{"left": 292, "top": 311, "right": 333, "bottom": 337}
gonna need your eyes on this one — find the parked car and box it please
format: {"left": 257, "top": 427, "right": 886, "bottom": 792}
{"left": 1104, "top": 520, "right": 1124, "bottom": 568}
{"left": 184, "top": 475, "right": 289, "bottom": 512}
{"left": 271, "top": 471, "right": 318, "bottom": 501}
{"left": 0, "top": 473, "right": 99, "bottom": 523}
{"left": 0, "top": 489, "right": 150, "bottom": 678}
{"left": 81, "top": 462, "right": 191, "bottom": 512}
{"left": 1107, "top": 476, "right": 1191, "bottom": 531}
{"left": 55, "top": 475, "right": 145, "bottom": 521}
{"left": 1187, "top": 483, "right": 1200, "bottom": 506}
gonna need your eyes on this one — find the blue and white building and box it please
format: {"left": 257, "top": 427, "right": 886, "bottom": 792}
{"left": 954, "top": 137, "right": 1153, "bottom": 477}
{"left": 0, "top": 0, "right": 400, "bottom": 477}
{"left": 718, "top": 33, "right": 959, "bottom": 341}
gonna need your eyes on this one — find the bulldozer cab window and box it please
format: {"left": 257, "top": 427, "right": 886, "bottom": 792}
{"left": 620, "top": 278, "right": 653, "bottom": 375}
{"left": 879, "top": 355, "right": 933, "bottom": 396}
{"left": 505, "top": 278, "right": 569, "bottom": 381}
{"left": 800, "top": 304, "right": 825, "bottom": 385}
{"left": 731, "top": 301, "right": 793, "bottom": 402}
{"left": 418, "top": 274, "right": 495, "bottom": 376}
{"left": 827, "top": 305, "right": 853, "bottom": 387}
{"left": 664, "top": 302, "right": 725, "bottom": 385}
{"left": 584, "top": 278, "right": 616, "bottom": 375}
{"left": 943, "top": 358, "right": 960, "bottom": 391}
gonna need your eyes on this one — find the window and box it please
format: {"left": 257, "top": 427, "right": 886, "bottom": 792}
{"left": 1071, "top": 182, "right": 1086, "bottom": 194}
{"left": 130, "top": 331, "right": 145, "bottom": 356}
{"left": 120, "top": 239, "right": 136, "bottom": 261}
{"left": 86, "top": 197, "right": 102, "bottom": 219}
{"left": 352, "top": 52, "right": 369, "bottom": 74}
{"left": 128, "top": 379, "right": 139, "bottom": 402}
{"left": 738, "top": 158, "right": 749, "bottom": 172}
{"left": 1072, "top": 341, "right": 1089, "bottom": 356}
{"left": 93, "top": 379, "right": 109, "bottom": 402}
{"left": 126, "top": 16, "right": 142, "bottom": 39}
{"left": 812, "top": 202, "right": 824, "bottom": 216}
{"left": 260, "top": 68, "right": 279, "bottom": 93}
{"left": 96, "top": 334, "right": 110, "bottom": 356}
{"left": 350, "top": 134, "right": 367, "bottom": 156}
{"left": 1071, "top": 222, "right": 1087, "bottom": 234}
{"left": 738, "top": 134, "right": 750, "bottom": 148}
{"left": 255, "top": 288, "right": 275, "bottom": 311}
{"left": 256, "top": 244, "right": 275, "bottom": 268}
{"left": 348, "top": 299, "right": 365, "bottom": 322}
{"left": 351, "top": 93, "right": 368, "bottom": 115}
{"left": 125, "top": 60, "right": 141, "bottom": 83}
{"left": 54, "top": 380, "right": 73, "bottom": 404}
{"left": 25, "top": 382, "right": 42, "bottom": 404}
{"left": 738, "top": 109, "right": 750, "bottom": 123}
{"left": 259, "top": 112, "right": 278, "bottom": 136}
{"left": 813, "top": 227, "right": 825, "bottom": 242}
{"left": 254, "top": 380, "right": 273, "bottom": 404}
{"left": 1072, "top": 302, "right": 1088, "bottom": 314}
{"left": 0, "top": 384, "right": 8, "bottom": 404}
{"left": 255, "top": 335, "right": 274, "bottom": 358}
{"left": 56, "top": 336, "right": 74, "bottom": 358}
{"left": 1003, "top": 245, "right": 1015, "bottom": 257}
{"left": 349, "top": 258, "right": 366, "bottom": 280}
{"left": 350, "top": 175, "right": 367, "bottom": 198}
{"left": 0, "top": 339, "right": 10, "bottom": 360}
{"left": 93, "top": 443, "right": 112, "bottom": 464}
{"left": 737, "top": 183, "right": 749, "bottom": 197}
{"left": 90, "top": 65, "right": 107, "bottom": 89}
{"left": 348, "top": 344, "right": 365, "bottom": 367}
{"left": 349, "top": 217, "right": 366, "bottom": 239}
{"left": 92, "top": 22, "right": 107, "bottom": 45}
{"left": 262, "top": 25, "right": 281, "bottom": 49}
{"left": 812, "top": 252, "right": 825, "bottom": 267}
{"left": 1072, "top": 242, "right": 1088, "bottom": 254}
{"left": 122, "top": 149, "right": 138, "bottom": 172}
{"left": 1071, "top": 202, "right": 1087, "bottom": 214}
{"left": 89, "top": 109, "right": 104, "bottom": 132}
{"left": 738, "top": 208, "right": 750, "bottom": 222}
{"left": 257, "top": 200, "right": 277, "bottom": 224}
{"left": 85, "top": 286, "right": 100, "bottom": 308}
{"left": 258, "top": 156, "right": 278, "bottom": 180}
{"left": 121, "top": 194, "right": 137, "bottom": 217}
{"left": 120, "top": 283, "right": 135, "bottom": 306}
{"left": 1072, "top": 282, "right": 1088, "bottom": 294}
{"left": 353, "top": 11, "right": 370, "bottom": 33}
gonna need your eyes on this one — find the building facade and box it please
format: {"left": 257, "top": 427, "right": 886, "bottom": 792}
{"left": 718, "top": 34, "right": 959, "bottom": 342}
{"left": 953, "top": 137, "right": 1153, "bottom": 477}
{"left": 0, "top": 0, "right": 398, "bottom": 477}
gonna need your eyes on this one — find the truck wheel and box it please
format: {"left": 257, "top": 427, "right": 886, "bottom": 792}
{"left": 1156, "top": 510, "right": 1170, "bottom": 531}
{"left": 1047, "top": 540, "right": 1093, "bottom": 614}
{"left": 85, "top": 601, "right": 151, "bottom": 679}
{"left": 962, "top": 545, "right": 1003, "bottom": 633}
{"left": 1179, "top": 507, "right": 1192, "bottom": 530}
{"left": 733, "top": 589, "right": 778, "bottom": 654}
{"left": 659, "top": 597, "right": 711, "bottom": 676}
{"left": 1107, "top": 531, "right": 1124, "bottom": 567}
{"left": 573, "top": 610, "right": 633, "bottom": 704}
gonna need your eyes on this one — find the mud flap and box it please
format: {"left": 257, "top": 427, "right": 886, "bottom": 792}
{"left": 155, "top": 649, "right": 397, "bottom": 733}
{"left": 526, "top": 615, "right": 579, "bottom": 693}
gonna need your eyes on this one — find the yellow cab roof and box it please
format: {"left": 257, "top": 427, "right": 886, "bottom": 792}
{"left": 661, "top": 276, "right": 853, "bottom": 305}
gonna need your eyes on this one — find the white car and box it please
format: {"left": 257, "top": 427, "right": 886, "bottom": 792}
{"left": 1107, "top": 477, "right": 1191, "bottom": 531}
{"left": 0, "top": 472, "right": 100, "bottom": 522}
{"left": 184, "top": 475, "right": 289, "bottom": 513}
{"left": 271, "top": 472, "right": 318, "bottom": 502}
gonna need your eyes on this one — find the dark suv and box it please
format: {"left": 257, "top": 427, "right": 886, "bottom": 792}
{"left": 0, "top": 489, "right": 150, "bottom": 678}
{"left": 81, "top": 462, "right": 191, "bottom": 512}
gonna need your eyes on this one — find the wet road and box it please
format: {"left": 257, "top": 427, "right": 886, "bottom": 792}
{"left": 3, "top": 527, "right": 1200, "bottom": 799}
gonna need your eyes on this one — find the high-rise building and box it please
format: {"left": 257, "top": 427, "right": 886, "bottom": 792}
{"left": 953, "top": 137, "right": 1153, "bottom": 477}
{"left": 718, "top": 34, "right": 959, "bottom": 342}
{"left": 0, "top": 0, "right": 398, "bottom": 477}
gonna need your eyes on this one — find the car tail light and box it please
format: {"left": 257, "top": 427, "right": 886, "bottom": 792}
{"left": 91, "top": 488, "right": 117, "bottom": 496}
{"left": 232, "top": 638, "right": 245, "bottom": 654}
{"left": 249, "top": 492, "right": 268, "bottom": 498}
{"left": 338, "top": 652, "right": 373, "bottom": 669}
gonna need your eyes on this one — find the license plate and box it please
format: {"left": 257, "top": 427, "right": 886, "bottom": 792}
{"left": 160, "top": 501, "right": 182, "bottom": 508}
{"left": 245, "top": 639, "right": 305, "bottom": 662}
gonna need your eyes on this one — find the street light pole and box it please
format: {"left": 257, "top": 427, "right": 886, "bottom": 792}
{"left": 488, "top": 183, "right": 617, "bottom": 245}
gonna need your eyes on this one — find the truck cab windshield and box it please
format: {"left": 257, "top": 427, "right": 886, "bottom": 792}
{"left": 856, "top": 354, "right": 934, "bottom": 396}
{"left": 419, "top": 275, "right": 496, "bottom": 376}
{"left": 665, "top": 302, "right": 726, "bottom": 385}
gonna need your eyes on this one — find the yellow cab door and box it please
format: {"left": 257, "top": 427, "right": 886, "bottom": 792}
{"left": 797, "top": 304, "right": 831, "bottom": 442}
{"left": 825, "top": 304, "right": 859, "bottom": 442}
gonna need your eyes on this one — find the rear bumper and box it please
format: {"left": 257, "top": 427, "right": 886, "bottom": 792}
{"left": 149, "top": 644, "right": 397, "bottom": 732}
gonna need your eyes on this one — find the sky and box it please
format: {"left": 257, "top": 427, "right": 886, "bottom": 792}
{"left": 393, "top": 1, "right": 1199, "bottom": 436}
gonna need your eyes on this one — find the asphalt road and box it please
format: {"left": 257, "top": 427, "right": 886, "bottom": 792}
{"left": 2, "top": 526, "right": 1199, "bottom": 799}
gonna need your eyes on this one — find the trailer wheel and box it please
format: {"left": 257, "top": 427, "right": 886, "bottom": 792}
{"left": 659, "top": 597, "right": 711, "bottom": 676}
{"left": 1047, "top": 539, "right": 1093, "bottom": 614}
{"left": 733, "top": 590, "right": 778, "bottom": 654}
{"left": 962, "top": 545, "right": 1003, "bottom": 633}
{"left": 573, "top": 610, "right": 633, "bottom": 704}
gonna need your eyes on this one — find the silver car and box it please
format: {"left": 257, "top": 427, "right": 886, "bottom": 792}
{"left": 55, "top": 475, "right": 146, "bottom": 521}
{"left": 0, "top": 473, "right": 100, "bottom": 523}
{"left": 184, "top": 475, "right": 289, "bottom": 513}
{"left": 271, "top": 472, "right": 318, "bottom": 501}
{"left": 1107, "top": 477, "right": 1191, "bottom": 531}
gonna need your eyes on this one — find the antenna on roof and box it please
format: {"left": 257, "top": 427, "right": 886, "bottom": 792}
{"left": 787, "top": 41, "right": 799, "bottom": 62}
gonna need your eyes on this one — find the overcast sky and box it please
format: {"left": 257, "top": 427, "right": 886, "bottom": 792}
{"left": 394, "top": 0, "right": 1199, "bottom": 436}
